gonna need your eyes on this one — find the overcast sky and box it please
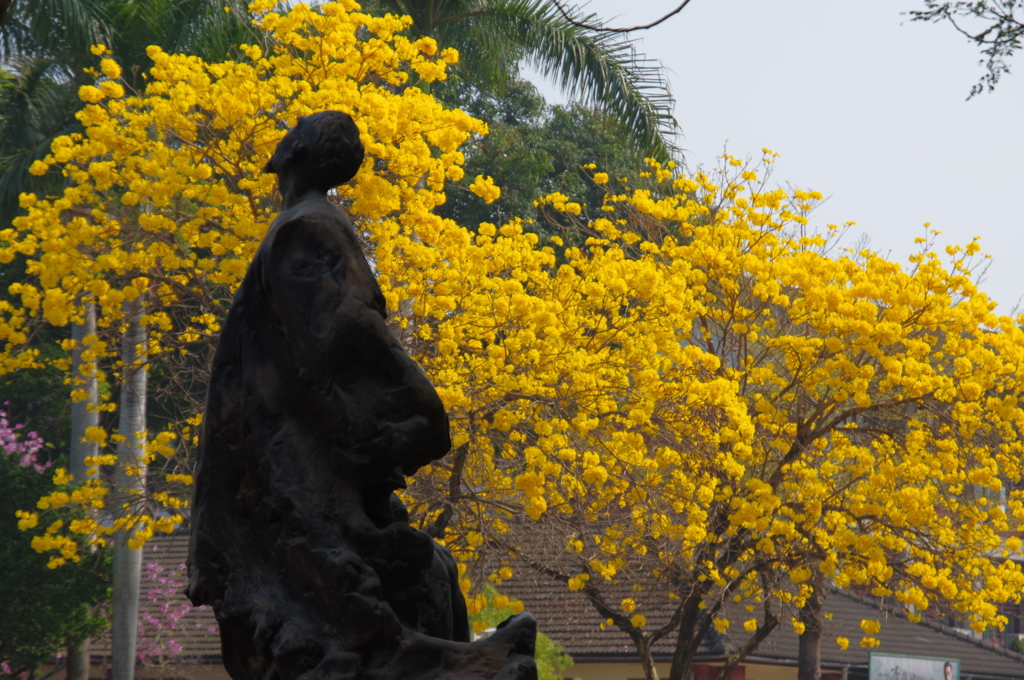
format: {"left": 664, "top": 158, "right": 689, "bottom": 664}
{"left": 525, "top": 0, "right": 1024, "bottom": 313}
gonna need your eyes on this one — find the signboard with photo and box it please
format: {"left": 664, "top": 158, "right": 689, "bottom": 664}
{"left": 869, "top": 653, "right": 959, "bottom": 680}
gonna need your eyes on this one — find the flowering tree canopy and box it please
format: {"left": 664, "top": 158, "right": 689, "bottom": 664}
{"left": 0, "top": 0, "right": 491, "bottom": 552}
{"left": 399, "top": 157, "right": 1024, "bottom": 679}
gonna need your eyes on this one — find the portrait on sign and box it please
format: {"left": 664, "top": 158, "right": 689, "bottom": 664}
{"left": 869, "top": 653, "right": 959, "bottom": 680}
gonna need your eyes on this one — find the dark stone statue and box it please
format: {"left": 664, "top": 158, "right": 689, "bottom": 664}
{"left": 187, "top": 111, "right": 536, "bottom": 680}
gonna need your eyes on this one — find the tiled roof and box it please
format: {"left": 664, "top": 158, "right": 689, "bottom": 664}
{"left": 126, "top": 534, "right": 1024, "bottom": 680}
{"left": 497, "top": 565, "right": 1024, "bottom": 679}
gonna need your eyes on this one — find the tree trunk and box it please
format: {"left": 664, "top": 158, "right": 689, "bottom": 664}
{"left": 668, "top": 632, "right": 696, "bottom": 680}
{"left": 70, "top": 301, "right": 98, "bottom": 483}
{"left": 66, "top": 639, "right": 90, "bottom": 680}
{"left": 668, "top": 594, "right": 708, "bottom": 680}
{"left": 633, "top": 634, "right": 660, "bottom": 680}
{"left": 798, "top": 570, "right": 826, "bottom": 680}
{"left": 111, "top": 300, "right": 147, "bottom": 680}
{"left": 68, "top": 302, "right": 98, "bottom": 679}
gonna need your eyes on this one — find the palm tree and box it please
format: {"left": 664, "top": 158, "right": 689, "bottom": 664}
{"left": 365, "top": 0, "right": 680, "bottom": 161}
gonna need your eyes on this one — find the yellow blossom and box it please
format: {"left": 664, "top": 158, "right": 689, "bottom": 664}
{"left": 469, "top": 175, "right": 501, "bottom": 204}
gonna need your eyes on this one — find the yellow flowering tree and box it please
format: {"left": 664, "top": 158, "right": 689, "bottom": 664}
{"left": 1, "top": 0, "right": 486, "bottom": 551}
{"left": 397, "top": 155, "right": 1024, "bottom": 680}
{"left": 0, "top": 0, "right": 491, "bottom": 674}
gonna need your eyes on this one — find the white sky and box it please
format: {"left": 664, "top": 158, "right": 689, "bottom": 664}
{"left": 524, "top": 0, "right": 1024, "bottom": 314}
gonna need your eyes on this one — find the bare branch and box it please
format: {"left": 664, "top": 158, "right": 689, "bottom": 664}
{"left": 549, "top": 0, "right": 695, "bottom": 33}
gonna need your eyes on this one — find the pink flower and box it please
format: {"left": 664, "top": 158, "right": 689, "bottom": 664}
{"left": 1, "top": 410, "right": 49, "bottom": 473}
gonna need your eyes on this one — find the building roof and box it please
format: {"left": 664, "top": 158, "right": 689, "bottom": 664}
{"left": 496, "top": 563, "right": 1024, "bottom": 680}
{"left": 112, "top": 533, "right": 1024, "bottom": 680}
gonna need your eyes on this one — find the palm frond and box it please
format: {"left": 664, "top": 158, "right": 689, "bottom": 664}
{"left": 0, "top": 58, "right": 66, "bottom": 146}
{"left": 99, "top": 0, "right": 253, "bottom": 73}
{"left": 0, "top": 57, "right": 82, "bottom": 225}
{"left": 436, "top": 0, "right": 526, "bottom": 93}
{"left": 149, "top": 0, "right": 254, "bottom": 64}
{"left": 437, "top": 0, "right": 679, "bottom": 161}
{"left": 1, "top": 0, "right": 111, "bottom": 65}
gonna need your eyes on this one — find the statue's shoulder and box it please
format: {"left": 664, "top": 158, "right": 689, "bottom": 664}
{"left": 263, "top": 199, "right": 353, "bottom": 251}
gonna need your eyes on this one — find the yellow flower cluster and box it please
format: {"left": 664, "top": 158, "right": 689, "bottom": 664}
{"left": 30, "top": 519, "right": 82, "bottom": 568}
{"left": 469, "top": 175, "right": 501, "bottom": 204}
{"left": 15, "top": 509, "right": 39, "bottom": 530}
{"left": 860, "top": 619, "right": 881, "bottom": 635}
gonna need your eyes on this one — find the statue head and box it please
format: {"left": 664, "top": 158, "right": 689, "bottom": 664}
{"left": 264, "top": 111, "right": 365, "bottom": 196}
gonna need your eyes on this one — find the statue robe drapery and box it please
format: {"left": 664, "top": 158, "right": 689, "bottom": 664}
{"left": 187, "top": 197, "right": 470, "bottom": 680}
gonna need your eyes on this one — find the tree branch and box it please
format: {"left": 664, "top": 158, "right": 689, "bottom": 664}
{"left": 426, "top": 442, "right": 470, "bottom": 537}
{"left": 715, "top": 604, "right": 779, "bottom": 680}
{"left": 549, "top": 0, "right": 695, "bottom": 33}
